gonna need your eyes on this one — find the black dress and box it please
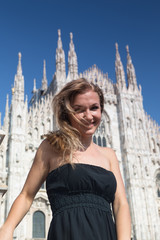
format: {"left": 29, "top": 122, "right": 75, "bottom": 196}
{"left": 46, "top": 163, "right": 117, "bottom": 240}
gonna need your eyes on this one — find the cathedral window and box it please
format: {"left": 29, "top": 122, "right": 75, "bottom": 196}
{"left": 17, "top": 115, "right": 22, "bottom": 128}
{"left": 93, "top": 135, "right": 97, "bottom": 144}
{"left": 98, "top": 136, "right": 102, "bottom": 146}
{"left": 33, "top": 211, "right": 45, "bottom": 238}
{"left": 156, "top": 172, "right": 160, "bottom": 198}
{"left": 93, "top": 114, "right": 111, "bottom": 147}
{"left": 102, "top": 137, "right": 107, "bottom": 147}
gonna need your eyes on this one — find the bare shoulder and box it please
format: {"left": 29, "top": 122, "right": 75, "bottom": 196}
{"left": 102, "top": 147, "right": 116, "bottom": 156}
{"left": 37, "top": 139, "right": 61, "bottom": 171}
{"left": 97, "top": 146, "right": 117, "bottom": 159}
{"left": 38, "top": 138, "right": 55, "bottom": 153}
{"left": 36, "top": 139, "right": 52, "bottom": 159}
{"left": 34, "top": 139, "right": 56, "bottom": 167}
{"left": 98, "top": 146, "right": 119, "bottom": 168}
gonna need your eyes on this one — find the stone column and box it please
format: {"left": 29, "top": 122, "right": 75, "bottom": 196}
{"left": 0, "top": 129, "right": 7, "bottom": 226}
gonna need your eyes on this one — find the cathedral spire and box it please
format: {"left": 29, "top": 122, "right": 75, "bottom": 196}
{"left": 41, "top": 60, "right": 48, "bottom": 91}
{"left": 17, "top": 52, "right": 22, "bottom": 76}
{"left": 126, "top": 45, "right": 138, "bottom": 91}
{"left": 32, "top": 78, "right": 37, "bottom": 93}
{"left": 12, "top": 52, "right": 24, "bottom": 102}
{"left": 115, "top": 43, "right": 126, "bottom": 91}
{"left": 67, "top": 32, "right": 78, "bottom": 81}
{"left": 56, "top": 29, "right": 66, "bottom": 76}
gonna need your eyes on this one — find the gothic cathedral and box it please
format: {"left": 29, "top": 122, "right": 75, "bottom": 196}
{"left": 0, "top": 30, "right": 160, "bottom": 240}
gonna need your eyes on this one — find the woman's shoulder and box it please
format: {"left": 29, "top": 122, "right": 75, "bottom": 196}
{"left": 38, "top": 138, "right": 54, "bottom": 152}
{"left": 38, "top": 139, "right": 63, "bottom": 170}
{"left": 36, "top": 139, "right": 58, "bottom": 161}
{"left": 95, "top": 144, "right": 115, "bottom": 155}
{"left": 95, "top": 145, "right": 117, "bottom": 165}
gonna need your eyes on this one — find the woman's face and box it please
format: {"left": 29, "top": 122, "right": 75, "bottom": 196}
{"left": 69, "top": 90, "right": 102, "bottom": 138}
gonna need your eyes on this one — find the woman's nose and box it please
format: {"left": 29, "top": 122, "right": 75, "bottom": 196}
{"left": 84, "top": 110, "right": 93, "bottom": 120}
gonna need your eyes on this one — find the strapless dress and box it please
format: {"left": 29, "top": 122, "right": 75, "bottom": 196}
{"left": 46, "top": 163, "right": 117, "bottom": 240}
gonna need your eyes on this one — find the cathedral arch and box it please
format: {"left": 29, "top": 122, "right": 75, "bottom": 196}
{"left": 32, "top": 211, "right": 45, "bottom": 238}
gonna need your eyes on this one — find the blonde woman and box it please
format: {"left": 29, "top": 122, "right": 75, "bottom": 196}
{"left": 0, "top": 78, "right": 131, "bottom": 240}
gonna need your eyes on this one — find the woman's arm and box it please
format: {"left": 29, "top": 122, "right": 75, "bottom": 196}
{"left": 0, "top": 140, "right": 51, "bottom": 239}
{"left": 108, "top": 148, "right": 131, "bottom": 240}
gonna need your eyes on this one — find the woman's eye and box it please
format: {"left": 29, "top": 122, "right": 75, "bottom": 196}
{"left": 74, "top": 108, "right": 84, "bottom": 113}
{"left": 91, "top": 106, "right": 99, "bottom": 110}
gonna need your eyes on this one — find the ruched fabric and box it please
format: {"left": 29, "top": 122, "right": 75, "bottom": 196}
{"left": 46, "top": 163, "right": 117, "bottom": 240}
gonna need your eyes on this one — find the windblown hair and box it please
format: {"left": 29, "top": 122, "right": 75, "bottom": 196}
{"left": 45, "top": 78, "right": 104, "bottom": 165}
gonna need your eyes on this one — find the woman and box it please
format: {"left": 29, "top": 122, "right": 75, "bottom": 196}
{"left": 0, "top": 78, "right": 131, "bottom": 240}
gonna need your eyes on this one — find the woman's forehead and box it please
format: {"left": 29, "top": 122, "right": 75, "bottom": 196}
{"left": 71, "top": 90, "right": 100, "bottom": 105}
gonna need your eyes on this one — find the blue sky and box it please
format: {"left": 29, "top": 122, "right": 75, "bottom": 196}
{"left": 0, "top": 0, "right": 160, "bottom": 126}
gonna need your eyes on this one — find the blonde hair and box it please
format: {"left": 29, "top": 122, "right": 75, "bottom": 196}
{"left": 45, "top": 78, "right": 104, "bottom": 165}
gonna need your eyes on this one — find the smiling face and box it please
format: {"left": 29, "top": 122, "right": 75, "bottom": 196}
{"left": 69, "top": 90, "right": 102, "bottom": 139}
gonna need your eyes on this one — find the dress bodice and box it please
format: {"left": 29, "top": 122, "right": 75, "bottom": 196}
{"left": 46, "top": 163, "right": 117, "bottom": 205}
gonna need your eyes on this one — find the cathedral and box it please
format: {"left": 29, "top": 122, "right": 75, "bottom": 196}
{"left": 0, "top": 29, "right": 160, "bottom": 240}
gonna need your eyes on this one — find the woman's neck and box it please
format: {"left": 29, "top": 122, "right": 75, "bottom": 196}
{"left": 80, "top": 136, "right": 93, "bottom": 150}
